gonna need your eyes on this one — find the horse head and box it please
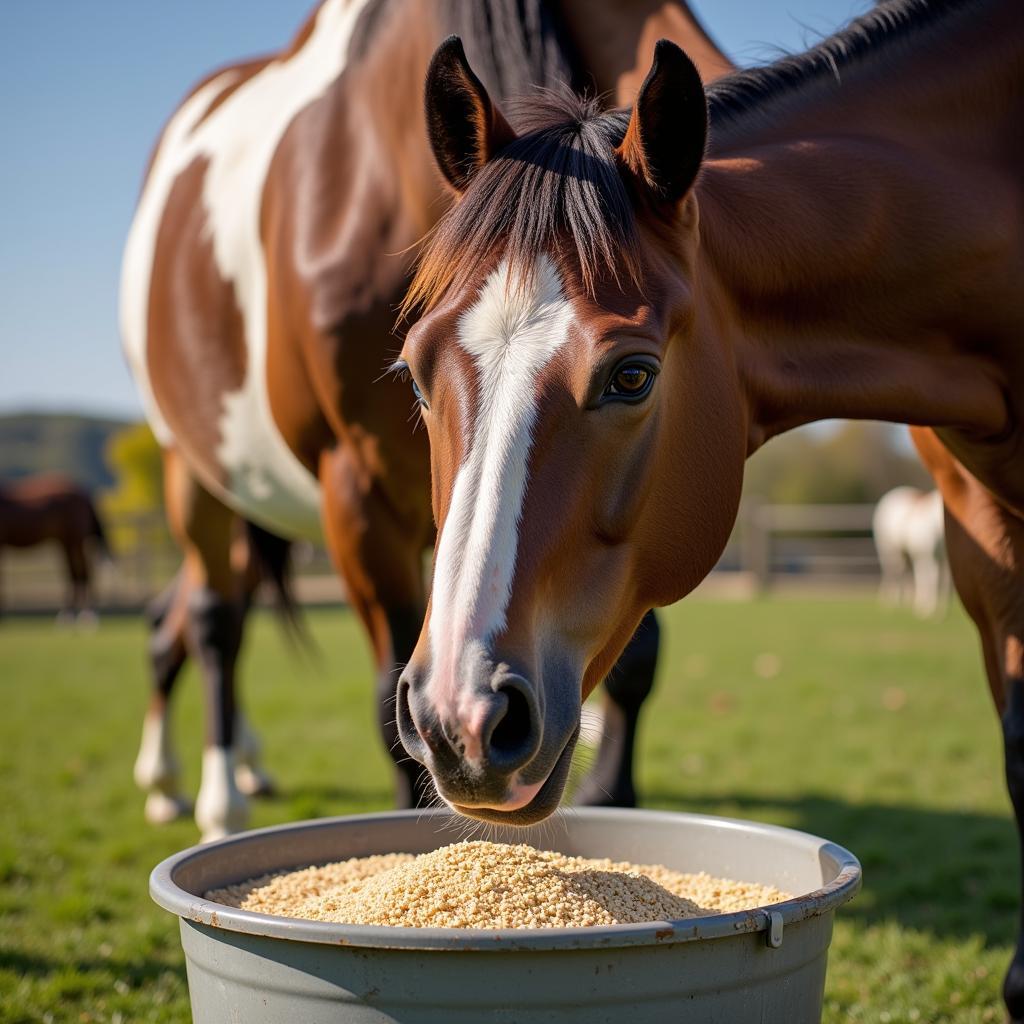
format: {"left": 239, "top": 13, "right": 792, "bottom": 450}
{"left": 394, "top": 38, "right": 746, "bottom": 823}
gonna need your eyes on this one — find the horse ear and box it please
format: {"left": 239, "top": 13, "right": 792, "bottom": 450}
{"left": 616, "top": 39, "right": 707, "bottom": 207}
{"left": 425, "top": 36, "right": 517, "bottom": 193}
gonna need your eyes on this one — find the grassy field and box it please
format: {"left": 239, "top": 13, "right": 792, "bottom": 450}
{"left": 0, "top": 597, "right": 1014, "bottom": 1022}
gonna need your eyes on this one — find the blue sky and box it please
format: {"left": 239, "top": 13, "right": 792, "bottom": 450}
{"left": 0, "top": 0, "right": 866, "bottom": 420}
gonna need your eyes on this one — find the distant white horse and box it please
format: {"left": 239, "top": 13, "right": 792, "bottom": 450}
{"left": 872, "top": 486, "right": 949, "bottom": 619}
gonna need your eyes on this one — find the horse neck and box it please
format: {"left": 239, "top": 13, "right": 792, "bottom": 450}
{"left": 315, "top": 0, "right": 590, "bottom": 244}
{"left": 335, "top": 4, "right": 452, "bottom": 239}
{"left": 694, "top": 0, "right": 1022, "bottom": 451}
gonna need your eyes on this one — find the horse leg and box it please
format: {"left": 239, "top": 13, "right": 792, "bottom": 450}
{"left": 876, "top": 542, "right": 904, "bottom": 608}
{"left": 938, "top": 555, "right": 953, "bottom": 617}
{"left": 163, "top": 448, "right": 248, "bottom": 841}
{"left": 911, "top": 551, "right": 940, "bottom": 619}
{"left": 74, "top": 539, "right": 98, "bottom": 630}
{"left": 574, "top": 611, "right": 660, "bottom": 808}
{"left": 898, "top": 552, "right": 916, "bottom": 608}
{"left": 56, "top": 537, "right": 95, "bottom": 629}
{"left": 320, "top": 447, "right": 431, "bottom": 808}
{"left": 134, "top": 569, "right": 191, "bottom": 823}
{"left": 912, "top": 428, "right": 1024, "bottom": 1021}
{"left": 55, "top": 539, "right": 80, "bottom": 626}
{"left": 231, "top": 558, "right": 275, "bottom": 798}
{"left": 232, "top": 708, "right": 274, "bottom": 796}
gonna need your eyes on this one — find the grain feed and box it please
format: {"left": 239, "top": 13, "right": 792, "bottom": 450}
{"left": 208, "top": 840, "right": 789, "bottom": 929}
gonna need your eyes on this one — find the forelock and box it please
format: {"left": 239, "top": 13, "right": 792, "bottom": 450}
{"left": 403, "top": 88, "right": 641, "bottom": 317}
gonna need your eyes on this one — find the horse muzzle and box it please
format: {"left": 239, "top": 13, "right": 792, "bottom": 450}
{"left": 396, "top": 664, "right": 579, "bottom": 825}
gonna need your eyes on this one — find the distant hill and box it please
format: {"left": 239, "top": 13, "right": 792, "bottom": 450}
{"left": 0, "top": 412, "right": 134, "bottom": 493}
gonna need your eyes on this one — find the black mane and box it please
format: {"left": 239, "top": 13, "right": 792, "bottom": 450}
{"left": 348, "top": 0, "right": 581, "bottom": 101}
{"left": 444, "top": 0, "right": 581, "bottom": 100}
{"left": 404, "top": 91, "right": 637, "bottom": 313}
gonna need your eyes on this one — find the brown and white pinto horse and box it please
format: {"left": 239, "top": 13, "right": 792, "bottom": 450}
{"left": 120, "top": 0, "right": 733, "bottom": 839}
{"left": 0, "top": 475, "right": 109, "bottom": 622}
{"left": 398, "top": 0, "right": 1024, "bottom": 1012}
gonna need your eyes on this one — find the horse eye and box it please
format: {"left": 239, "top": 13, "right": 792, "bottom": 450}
{"left": 604, "top": 362, "right": 657, "bottom": 402}
{"left": 407, "top": 376, "right": 428, "bottom": 411}
{"left": 392, "top": 360, "right": 429, "bottom": 410}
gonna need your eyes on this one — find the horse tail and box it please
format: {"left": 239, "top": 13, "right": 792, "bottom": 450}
{"left": 244, "top": 520, "right": 310, "bottom": 647}
{"left": 87, "top": 498, "right": 112, "bottom": 561}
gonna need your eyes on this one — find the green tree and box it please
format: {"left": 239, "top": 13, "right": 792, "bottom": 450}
{"left": 101, "top": 423, "right": 166, "bottom": 556}
{"left": 743, "top": 421, "right": 932, "bottom": 505}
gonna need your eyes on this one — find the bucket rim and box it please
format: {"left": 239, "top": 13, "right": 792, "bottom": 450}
{"left": 151, "top": 807, "right": 861, "bottom": 951}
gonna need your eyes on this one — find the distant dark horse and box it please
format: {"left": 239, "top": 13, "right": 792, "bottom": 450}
{"left": 0, "top": 475, "right": 109, "bottom": 622}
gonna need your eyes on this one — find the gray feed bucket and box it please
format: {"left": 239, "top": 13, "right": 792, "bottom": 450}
{"left": 151, "top": 807, "right": 860, "bottom": 1023}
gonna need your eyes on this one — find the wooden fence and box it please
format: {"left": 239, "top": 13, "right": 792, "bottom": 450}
{"left": 1, "top": 502, "right": 884, "bottom": 613}
{"left": 734, "top": 500, "right": 880, "bottom": 592}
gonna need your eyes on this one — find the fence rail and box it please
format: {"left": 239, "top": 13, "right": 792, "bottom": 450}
{"left": 1, "top": 502, "right": 888, "bottom": 613}
{"left": 735, "top": 500, "right": 880, "bottom": 593}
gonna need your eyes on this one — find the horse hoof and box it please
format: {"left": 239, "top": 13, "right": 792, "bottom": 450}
{"left": 234, "top": 764, "right": 276, "bottom": 798}
{"left": 144, "top": 791, "right": 191, "bottom": 825}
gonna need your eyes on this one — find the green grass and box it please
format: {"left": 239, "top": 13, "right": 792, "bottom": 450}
{"left": 0, "top": 598, "right": 1014, "bottom": 1022}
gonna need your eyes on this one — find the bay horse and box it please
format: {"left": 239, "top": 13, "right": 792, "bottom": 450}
{"left": 873, "top": 485, "right": 949, "bottom": 618}
{"left": 120, "top": 0, "right": 734, "bottom": 839}
{"left": 396, "top": 1, "right": 1024, "bottom": 1013}
{"left": 0, "top": 475, "right": 109, "bottom": 622}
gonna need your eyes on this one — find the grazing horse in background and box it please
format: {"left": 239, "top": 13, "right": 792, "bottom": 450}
{"left": 120, "top": 0, "right": 734, "bottom": 839}
{"left": 873, "top": 485, "right": 949, "bottom": 618}
{"left": 396, "top": 0, "right": 1024, "bottom": 1013}
{"left": 0, "top": 475, "right": 109, "bottom": 622}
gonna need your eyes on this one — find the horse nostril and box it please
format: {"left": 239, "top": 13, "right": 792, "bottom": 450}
{"left": 396, "top": 677, "right": 427, "bottom": 762}
{"left": 396, "top": 678, "right": 415, "bottom": 736}
{"left": 484, "top": 678, "right": 539, "bottom": 770}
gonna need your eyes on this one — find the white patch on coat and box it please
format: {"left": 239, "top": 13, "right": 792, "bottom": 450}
{"left": 133, "top": 709, "right": 180, "bottom": 791}
{"left": 134, "top": 710, "right": 191, "bottom": 824}
{"left": 194, "top": 746, "right": 249, "bottom": 842}
{"left": 428, "top": 256, "right": 573, "bottom": 710}
{"left": 120, "top": 72, "right": 239, "bottom": 448}
{"left": 120, "top": 0, "right": 374, "bottom": 540}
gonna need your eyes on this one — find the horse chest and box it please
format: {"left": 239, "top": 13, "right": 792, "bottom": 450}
{"left": 121, "top": 0, "right": 375, "bottom": 542}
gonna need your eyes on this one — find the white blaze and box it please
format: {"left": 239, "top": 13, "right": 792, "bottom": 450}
{"left": 120, "top": 0, "right": 374, "bottom": 540}
{"left": 428, "top": 256, "right": 573, "bottom": 706}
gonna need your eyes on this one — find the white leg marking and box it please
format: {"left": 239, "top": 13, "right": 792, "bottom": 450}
{"left": 195, "top": 746, "right": 249, "bottom": 842}
{"left": 134, "top": 710, "right": 191, "bottom": 824}
{"left": 134, "top": 709, "right": 177, "bottom": 789}
{"left": 428, "top": 255, "right": 574, "bottom": 712}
